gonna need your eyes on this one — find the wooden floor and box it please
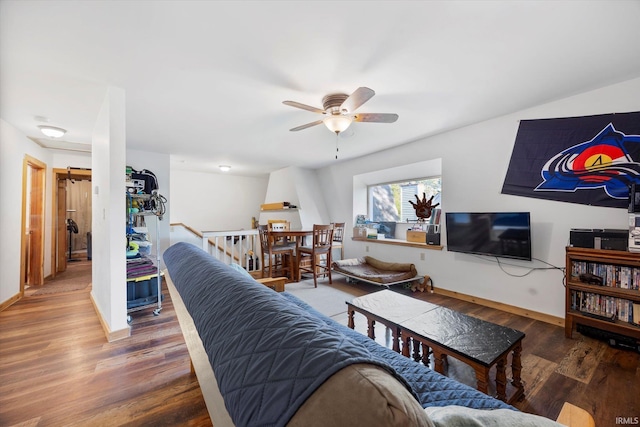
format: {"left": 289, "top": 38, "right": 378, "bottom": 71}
{"left": 1, "top": 263, "right": 639, "bottom": 426}
{"left": 0, "top": 262, "right": 212, "bottom": 427}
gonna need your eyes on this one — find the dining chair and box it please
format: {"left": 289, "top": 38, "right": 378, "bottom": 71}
{"left": 297, "top": 224, "right": 334, "bottom": 287}
{"left": 268, "top": 220, "right": 293, "bottom": 245}
{"left": 258, "top": 224, "right": 294, "bottom": 281}
{"left": 331, "top": 222, "right": 345, "bottom": 260}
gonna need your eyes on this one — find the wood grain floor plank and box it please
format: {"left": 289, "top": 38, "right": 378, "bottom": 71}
{"left": 514, "top": 353, "right": 558, "bottom": 407}
{"left": 555, "top": 336, "right": 607, "bottom": 384}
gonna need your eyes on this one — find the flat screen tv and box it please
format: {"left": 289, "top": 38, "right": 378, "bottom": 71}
{"left": 445, "top": 212, "right": 532, "bottom": 261}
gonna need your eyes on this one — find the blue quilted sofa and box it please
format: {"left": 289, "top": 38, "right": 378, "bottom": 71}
{"left": 164, "top": 243, "right": 563, "bottom": 427}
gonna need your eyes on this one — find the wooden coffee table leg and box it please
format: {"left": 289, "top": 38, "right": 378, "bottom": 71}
{"left": 496, "top": 357, "right": 507, "bottom": 401}
{"left": 509, "top": 341, "right": 525, "bottom": 403}
{"left": 421, "top": 343, "right": 431, "bottom": 367}
{"left": 432, "top": 349, "right": 447, "bottom": 374}
{"left": 367, "top": 318, "right": 376, "bottom": 340}
{"left": 347, "top": 308, "right": 355, "bottom": 329}
{"left": 392, "top": 327, "right": 401, "bottom": 353}
{"left": 511, "top": 341, "right": 523, "bottom": 389}
{"left": 412, "top": 339, "right": 422, "bottom": 362}
{"left": 402, "top": 336, "right": 411, "bottom": 357}
{"left": 475, "top": 367, "right": 490, "bottom": 395}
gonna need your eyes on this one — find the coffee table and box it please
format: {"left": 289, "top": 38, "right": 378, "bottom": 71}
{"left": 346, "top": 290, "right": 525, "bottom": 403}
{"left": 346, "top": 289, "right": 439, "bottom": 353}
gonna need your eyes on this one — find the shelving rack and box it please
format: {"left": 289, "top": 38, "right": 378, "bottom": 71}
{"left": 126, "top": 192, "right": 162, "bottom": 323}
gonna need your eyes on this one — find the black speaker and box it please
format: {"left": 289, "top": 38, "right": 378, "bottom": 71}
{"left": 570, "top": 228, "right": 628, "bottom": 250}
{"left": 570, "top": 229, "right": 594, "bottom": 248}
{"left": 629, "top": 183, "right": 640, "bottom": 213}
{"left": 426, "top": 225, "right": 440, "bottom": 245}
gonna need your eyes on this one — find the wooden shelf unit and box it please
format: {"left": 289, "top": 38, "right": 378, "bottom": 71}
{"left": 565, "top": 247, "right": 640, "bottom": 341}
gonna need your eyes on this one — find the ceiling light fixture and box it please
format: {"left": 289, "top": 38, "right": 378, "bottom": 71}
{"left": 323, "top": 115, "right": 352, "bottom": 135}
{"left": 38, "top": 125, "right": 66, "bottom": 138}
{"left": 219, "top": 165, "right": 231, "bottom": 172}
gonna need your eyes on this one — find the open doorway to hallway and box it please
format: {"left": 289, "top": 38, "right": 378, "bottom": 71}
{"left": 52, "top": 168, "right": 92, "bottom": 277}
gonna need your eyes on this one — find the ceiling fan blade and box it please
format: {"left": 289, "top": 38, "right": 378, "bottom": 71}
{"left": 340, "top": 87, "right": 375, "bottom": 113}
{"left": 283, "top": 100, "right": 325, "bottom": 114}
{"left": 354, "top": 113, "right": 399, "bottom": 123}
{"left": 290, "top": 120, "right": 324, "bottom": 131}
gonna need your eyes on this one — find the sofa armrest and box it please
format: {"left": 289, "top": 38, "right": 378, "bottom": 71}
{"left": 256, "top": 276, "right": 287, "bottom": 292}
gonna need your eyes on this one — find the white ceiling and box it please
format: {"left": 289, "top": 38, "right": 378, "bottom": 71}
{"left": 2, "top": 1, "right": 640, "bottom": 176}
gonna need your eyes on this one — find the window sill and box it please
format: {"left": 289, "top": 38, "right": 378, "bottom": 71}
{"left": 351, "top": 237, "right": 443, "bottom": 250}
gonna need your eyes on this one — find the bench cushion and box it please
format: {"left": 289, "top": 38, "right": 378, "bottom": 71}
{"left": 332, "top": 256, "right": 418, "bottom": 284}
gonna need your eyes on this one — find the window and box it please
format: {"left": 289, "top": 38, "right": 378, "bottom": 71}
{"left": 368, "top": 177, "right": 441, "bottom": 222}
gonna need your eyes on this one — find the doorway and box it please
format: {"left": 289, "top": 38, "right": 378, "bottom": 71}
{"left": 52, "top": 168, "right": 92, "bottom": 277}
{"left": 20, "top": 155, "right": 46, "bottom": 293}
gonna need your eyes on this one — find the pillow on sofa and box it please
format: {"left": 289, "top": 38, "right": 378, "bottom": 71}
{"left": 289, "top": 363, "right": 434, "bottom": 427}
{"left": 228, "top": 262, "right": 253, "bottom": 279}
{"left": 424, "top": 405, "right": 563, "bottom": 427}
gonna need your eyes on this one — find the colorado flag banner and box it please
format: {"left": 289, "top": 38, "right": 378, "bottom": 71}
{"left": 501, "top": 112, "right": 640, "bottom": 208}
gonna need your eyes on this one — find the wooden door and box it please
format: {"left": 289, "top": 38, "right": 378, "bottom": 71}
{"left": 21, "top": 156, "right": 46, "bottom": 290}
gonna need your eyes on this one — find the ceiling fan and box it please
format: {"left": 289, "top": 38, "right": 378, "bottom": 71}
{"left": 283, "top": 87, "right": 399, "bottom": 135}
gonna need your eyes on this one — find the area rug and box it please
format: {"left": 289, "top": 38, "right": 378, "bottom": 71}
{"left": 284, "top": 275, "right": 380, "bottom": 317}
{"left": 32, "top": 280, "right": 91, "bottom": 295}
{"left": 32, "top": 260, "right": 92, "bottom": 295}
{"left": 286, "top": 274, "right": 478, "bottom": 388}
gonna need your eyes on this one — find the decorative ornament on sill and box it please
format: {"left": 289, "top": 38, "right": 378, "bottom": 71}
{"left": 409, "top": 193, "right": 440, "bottom": 222}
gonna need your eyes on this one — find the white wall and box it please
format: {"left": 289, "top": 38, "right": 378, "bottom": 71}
{"left": 259, "top": 166, "right": 330, "bottom": 229}
{"left": 51, "top": 150, "right": 91, "bottom": 170}
{"left": 170, "top": 169, "right": 268, "bottom": 232}
{"left": 317, "top": 77, "right": 640, "bottom": 319}
{"left": 260, "top": 167, "right": 302, "bottom": 228}
{"left": 91, "top": 87, "right": 128, "bottom": 335}
{"left": 0, "top": 120, "right": 53, "bottom": 303}
{"left": 293, "top": 167, "right": 330, "bottom": 229}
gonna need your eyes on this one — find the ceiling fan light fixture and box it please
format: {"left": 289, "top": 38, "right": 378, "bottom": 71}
{"left": 219, "top": 165, "right": 231, "bottom": 172}
{"left": 38, "top": 125, "right": 66, "bottom": 138}
{"left": 323, "top": 115, "right": 352, "bottom": 134}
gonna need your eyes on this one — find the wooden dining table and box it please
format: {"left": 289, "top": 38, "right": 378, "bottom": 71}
{"left": 269, "top": 229, "right": 314, "bottom": 282}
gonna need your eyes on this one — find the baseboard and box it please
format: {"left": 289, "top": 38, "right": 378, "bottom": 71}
{"left": 0, "top": 292, "right": 22, "bottom": 312}
{"left": 89, "top": 291, "right": 131, "bottom": 342}
{"left": 433, "top": 287, "right": 564, "bottom": 327}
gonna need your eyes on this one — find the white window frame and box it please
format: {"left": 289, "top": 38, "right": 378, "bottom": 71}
{"left": 352, "top": 159, "right": 442, "bottom": 227}
{"left": 367, "top": 176, "right": 441, "bottom": 223}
